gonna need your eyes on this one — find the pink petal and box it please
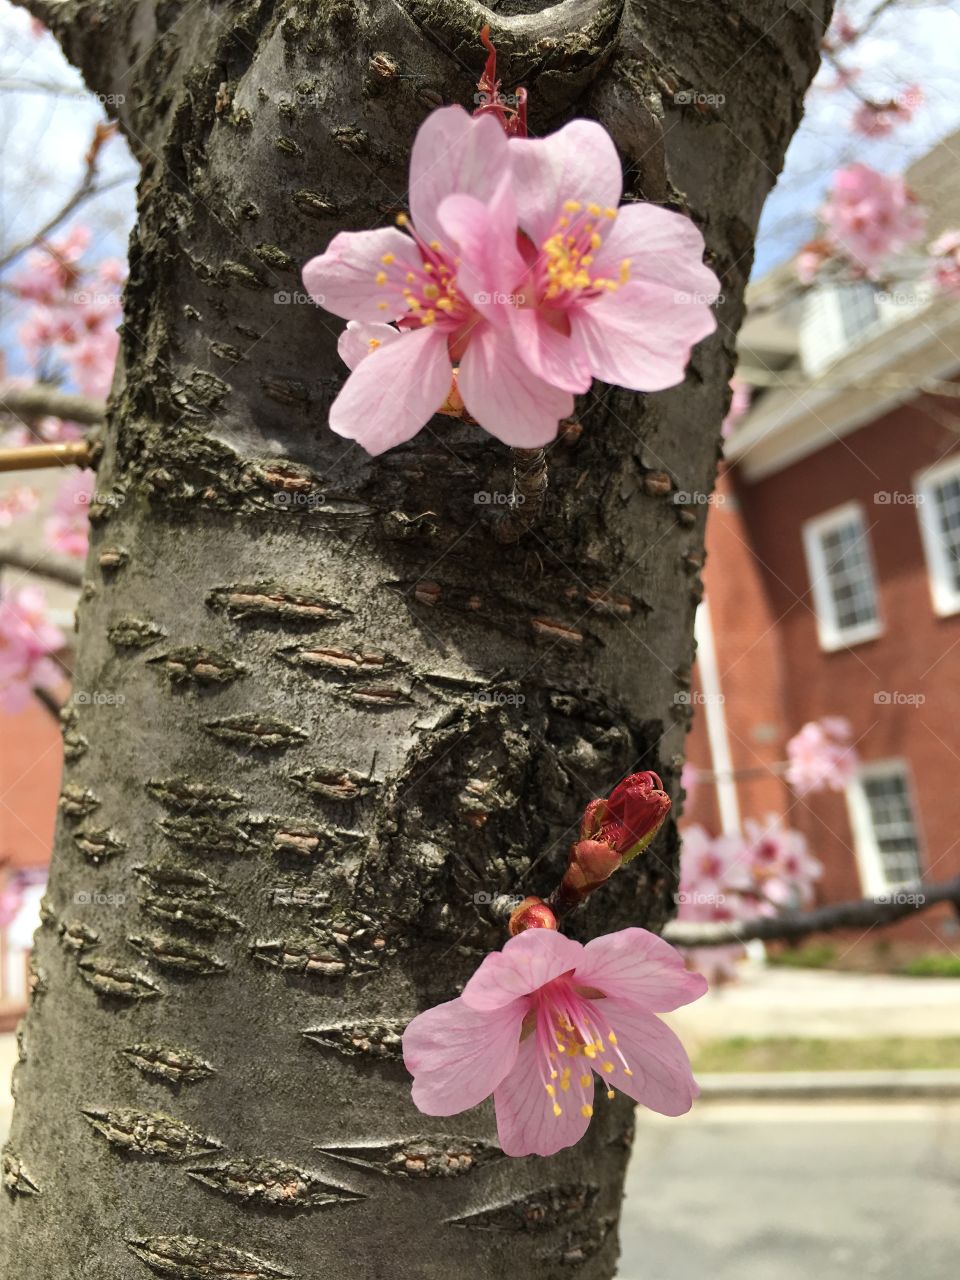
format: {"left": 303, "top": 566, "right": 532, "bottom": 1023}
{"left": 461, "top": 930, "right": 584, "bottom": 1013}
{"left": 458, "top": 323, "right": 574, "bottom": 447}
{"left": 302, "top": 227, "right": 420, "bottom": 322}
{"left": 329, "top": 324, "right": 451, "bottom": 455}
{"left": 592, "top": 203, "right": 720, "bottom": 300}
{"left": 507, "top": 307, "right": 592, "bottom": 394}
{"left": 337, "top": 320, "right": 403, "bottom": 371}
{"left": 575, "top": 927, "right": 708, "bottom": 1012}
{"left": 571, "top": 280, "right": 716, "bottom": 392}
{"left": 404, "top": 995, "right": 527, "bottom": 1117}
{"left": 601, "top": 997, "right": 699, "bottom": 1116}
{"left": 410, "top": 106, "right": 512, "bottom": 247}
{"left": 494, "top": 1033, "right": 594, "bottom": 1157}
{"left": 509, "top": 120, "right": 622, "bottom": 247}
{"left": 437, "top": 175, "right": 525, "bottom": 327}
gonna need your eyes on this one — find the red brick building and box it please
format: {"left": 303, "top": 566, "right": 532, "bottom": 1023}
{"left": 683, "top": 133, "right": 960, "bottom": 957}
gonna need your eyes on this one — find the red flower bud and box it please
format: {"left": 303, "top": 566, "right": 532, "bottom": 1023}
{"left": 579, "top": 771, "right": 671, "bottom": 864}
{"left": 508, "top": 896, "right": 558, "bottom": 936}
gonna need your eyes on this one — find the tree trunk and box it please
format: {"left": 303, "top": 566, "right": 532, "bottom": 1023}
{"left": 2, "top": 2, "right": 829, "bottom": 1276}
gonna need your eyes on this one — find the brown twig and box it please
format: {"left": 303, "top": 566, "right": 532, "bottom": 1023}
{"left": 0, "top": 549, "right": 84, "bottom": 588}
{"left": 0, "top": 384, "right": 106, "bottom": 425}
{"left": 0, "top": 441, "right": 92, "bottom": 472}
{"left": 662, "top": 874, "right": 960, "bottom": 947}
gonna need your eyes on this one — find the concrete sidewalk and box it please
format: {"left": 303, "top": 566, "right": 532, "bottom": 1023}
{"left": 665, "top": 963, "right": 960, "bottom": 1047}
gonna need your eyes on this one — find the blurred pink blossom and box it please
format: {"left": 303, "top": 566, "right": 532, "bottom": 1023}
{"left": 820, "top": 164, "right": 926, "bottom": 277}
{"left": 45, "top": 471, "right": 94, "bottom": 559}
{"left": 785, "top": 716, "right": 860, "bottom": 795}
{"left": 0, "top": 587, "right": 65, "bottom": 713}
{"left": 852, "top": 86, "right": 923, "bottom": 138}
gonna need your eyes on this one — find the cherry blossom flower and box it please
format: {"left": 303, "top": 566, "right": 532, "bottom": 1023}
{"left": 45, "top": 471, "right": 94, "bottom": 559}
{"left": 0, "top": 586, "right": 65, "bottom": 713}
{"left": 852, "top": 86, "right": 923, "bottom": 138}
{"left": 741, "top": 815, "right": 822, "bottom": 909}
{"left": 820, "top": 164, "right": 925, "bottom": 277}
{"left": 403, "top": 927, "right": 706, "bottom": 1156}
{"left": 11, "top": 227, "right": 122, "bottom": 402}
{"left": 785, "top": 716, "right": 859, "bottom": 795}
{"left": 302, "top": 106, "right": 719, "bottom": 455}
{"left": 929, "top": 230, "right": 960, "bottom": 294}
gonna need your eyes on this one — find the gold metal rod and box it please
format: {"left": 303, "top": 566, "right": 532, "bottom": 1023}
{"left": 0, "top": 442, "right": 92, "bottom": 472}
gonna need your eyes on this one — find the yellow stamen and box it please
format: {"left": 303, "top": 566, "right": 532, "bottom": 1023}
{"left": 603, "top": 1062, "right": 615, "bottom": 1074}
{"left": 405, "top": 271, "right": 416, "bottom": 283}
{"left": 608, "top": 1031, "right": 618, "bottom": 1046}
{"left": 422, "top": 308, "right": 436, "bottom": 325}
{"left": 620, "top": 258, "right": 631, "bottom": 284}
{"left": 381, "top": 253, "right": 395, "bottom": 265}
{"left": 423, "top": 283, "right": 439, "bottom": 299}
{"left": 368, "top": 338, "right": 381, "bottom": 351}
{"left": 429, "top": 239, "right": 441, "bottom": 250}
{"left": 552, "top": 1103, "right": 563, "bottom": 1117}
{"left": 377, "top": 302, "right": 388, "bottom": 311}
{"left": 604, "top": 207, "right": 617, "bottom": 219}
{"left": 396, "top": 212, "right": 409, "bottom": 226}
{"left": 580, "top": 1074, "right": 592, "bottom": 1088}
{"left": 545, "top": 1084, "right": 556, "bottom": 1097}
{"left": 563, "top": 199, "right": 582, "bottom": 213}
{"left": 587, "top": 203, "right": 601, "bottom": 217}
{"left": 607, "top": 1089, "right": 615, "bottom": 1100}
{"left": 375, "top": 271, "right": 387, "bottom": 285}
{"left": 581, "top": 1104, "right": 593, "bottom": 1118}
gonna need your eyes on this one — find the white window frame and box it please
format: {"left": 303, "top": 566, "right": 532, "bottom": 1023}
{"left": 914, "top": 455, "right": 960, "bottom": 617}
{"left": 845, "top": 759, "right": 924, "bottom": 896}
{"left": 802, "top": 502, "right": 883, "bottom": 651}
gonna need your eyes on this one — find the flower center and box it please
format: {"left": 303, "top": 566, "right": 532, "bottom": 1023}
{"left": 538, "top": 200, "right": 629, "bottom": 307}
{"left": 372, "top": 213, "right": 470, "bottom": 331}
{"left": 533, "top": 975, "right": 633, "bottom": 1121}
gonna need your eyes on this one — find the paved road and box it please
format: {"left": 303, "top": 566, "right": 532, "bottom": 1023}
{"left": 620, "top": 1100, "right": 960, "bottom": 1279}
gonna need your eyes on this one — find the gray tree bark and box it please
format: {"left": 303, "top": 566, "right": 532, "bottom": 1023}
{"left": 1, "top": 2, "right": 830, "bottom": 1276}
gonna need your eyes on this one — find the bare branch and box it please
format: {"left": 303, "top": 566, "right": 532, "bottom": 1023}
{"left": 0, "top": 548, "right": 84, "bottom": 588}
{"left": 662, "top": 875, "right": 960, "bottom": 947}
{"left": 0, "top": 384, "right": 105, "bottom": 425}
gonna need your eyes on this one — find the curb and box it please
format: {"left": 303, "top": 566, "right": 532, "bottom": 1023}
{"left": 697, "top": 1069, "right": 960, "bottom": 1100}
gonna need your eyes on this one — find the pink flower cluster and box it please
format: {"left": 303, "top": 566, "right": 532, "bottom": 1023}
{"left": 403, "top": 927, "right": 706, "bottom": 1156}
{"left": 786, "top": 716, "right": 860, "bottom": 795}
{"left": 852, "top": 86, "right": 923, "bottom": 139}
{"left": 10, "top": 225, "right": 124, "bottom": 401}
{"left": 0, "top": 586, "right": 64, "bottom": 713}
{"left": 677, "top": 818, "right": 823, "bottom": 983}
{"left": 303, "top": 106, "right": 719, "bottom": 454}
{"left": 818, "top": 164, "right": 926, "bottom": 278}
{"left": 45, "top": 470, "right": 94, "bottom": 560}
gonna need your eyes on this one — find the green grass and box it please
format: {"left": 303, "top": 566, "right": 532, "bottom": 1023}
{"left": 767, "top": 944, "right": 838, "bottom": 970}
{"left": 898, "top": 954, "right": 960, "bottom": 979}
{"left": 693, "top": 1036, "right": 960, "bottom": 1073}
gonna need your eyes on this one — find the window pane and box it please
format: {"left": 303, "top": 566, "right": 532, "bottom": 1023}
{"left": 862, "top": 772, "right": 922, "bottom": 885}
{"left": 819, "top": 515, "right": 879, "bottom": 633}
{"left": 932, "top": 475, "right": 960, "bottom": 592}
